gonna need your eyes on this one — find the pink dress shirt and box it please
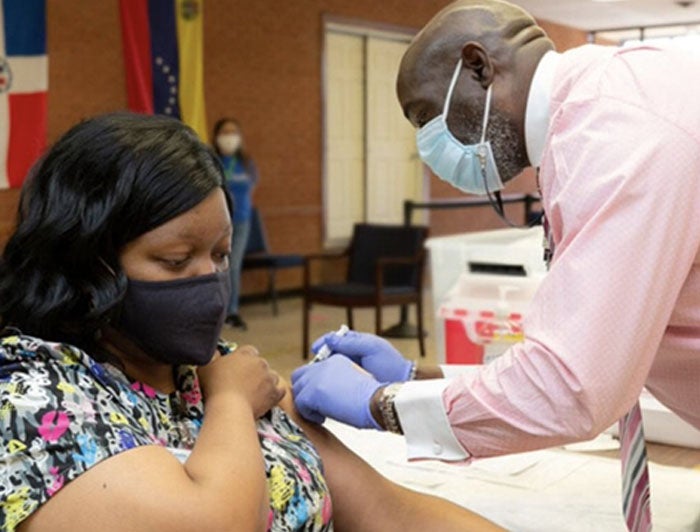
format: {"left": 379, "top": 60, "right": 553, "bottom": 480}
{"left": 395, "top": 44, "right": 700, "bottom": 460}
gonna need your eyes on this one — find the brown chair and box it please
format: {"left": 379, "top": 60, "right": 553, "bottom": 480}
{"left": 302, "top": 223, "right": 428, "bottom": 359}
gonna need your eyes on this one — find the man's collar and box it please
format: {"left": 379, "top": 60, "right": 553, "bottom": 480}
{"left": 524, "top": 50, "right": 560, "bottom": 168}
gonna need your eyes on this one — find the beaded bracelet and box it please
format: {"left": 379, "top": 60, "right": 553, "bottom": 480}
{"left": 378, "top": 383, "right": 404, "bottom": 434}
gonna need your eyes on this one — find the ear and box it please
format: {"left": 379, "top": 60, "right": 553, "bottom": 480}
{"left": 461, "top": 42, "right": 494, "bottom": 89}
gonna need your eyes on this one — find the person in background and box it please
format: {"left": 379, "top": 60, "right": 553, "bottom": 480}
{"left": 212, "top": 117, "right": 258, "bottom": 330}
{"left": 0, "top": 112, "right": 502, "bottom": 532}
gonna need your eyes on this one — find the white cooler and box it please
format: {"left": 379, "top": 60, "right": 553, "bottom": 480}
{"left": 425, "top": 226, "right": 547, "bottom": 364}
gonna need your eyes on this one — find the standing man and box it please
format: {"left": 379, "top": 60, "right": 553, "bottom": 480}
{"left": 292, "top": 1, "right": 700, "bottom": 530}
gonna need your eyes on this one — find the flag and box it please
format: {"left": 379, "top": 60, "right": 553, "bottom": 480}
{"left": 0, "top": 0, "right": 47, "bottom": 189}
{"left": 119, "top": 0, "right": 207, "bottom": 141}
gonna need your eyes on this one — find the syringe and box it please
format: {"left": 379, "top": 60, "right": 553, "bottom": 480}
{"left": 310, "top": 324, "right": 349, "bottom": 363}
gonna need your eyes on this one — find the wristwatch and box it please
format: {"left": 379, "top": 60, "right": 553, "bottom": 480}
{"left": 378, "top": 383, "right": 404, "bottom": 434}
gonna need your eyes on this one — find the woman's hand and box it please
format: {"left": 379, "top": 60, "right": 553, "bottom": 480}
{"left": 198, "top": 344, "right": 285, "bottom": 418}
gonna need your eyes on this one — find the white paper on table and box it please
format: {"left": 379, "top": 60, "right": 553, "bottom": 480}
{"left": 323, "top": 419, "right": 700, "bottom": 532}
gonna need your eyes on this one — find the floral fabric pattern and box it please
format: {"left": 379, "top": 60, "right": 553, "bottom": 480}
{"left": 0, "top": 334, "right": 332, "bottom": 531}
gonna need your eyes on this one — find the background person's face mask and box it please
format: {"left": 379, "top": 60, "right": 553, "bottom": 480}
{"left": 416, "top": 59, "right": 504, "bottom": 195}
{"left": 116, "top": 271, "right": 231, "bottom": 366}
{"left": 216, "top": 133, "right": 241, "bottom": 155}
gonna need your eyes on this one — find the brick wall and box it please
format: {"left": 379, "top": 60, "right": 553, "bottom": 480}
{"left": 0, "top": 0, "right": 591, "bottom": 294}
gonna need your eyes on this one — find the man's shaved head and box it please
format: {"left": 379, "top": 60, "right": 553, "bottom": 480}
{"left": 402, "top": 1, "right": 543, "bottom": 82}
{"left": 397, "top": 0, "right": 553, "bottom": 180}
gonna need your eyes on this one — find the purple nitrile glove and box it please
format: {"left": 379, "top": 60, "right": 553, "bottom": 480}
{"left": 311, "top": 330, "right": 413, "bottom": 383}
{"left": 292, "top": 355, "right": 383, "bottom": 429}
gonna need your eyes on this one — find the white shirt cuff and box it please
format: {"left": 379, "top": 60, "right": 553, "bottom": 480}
{"left": 394, "top": 379, "right": 469, "bottom": 461}
{"left": 439, "top": 364, "right": 482, "bottom": 379}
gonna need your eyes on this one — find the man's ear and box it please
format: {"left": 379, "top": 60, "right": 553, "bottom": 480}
{"left": 461, "top": 42, "right": 494, "bottom": 89}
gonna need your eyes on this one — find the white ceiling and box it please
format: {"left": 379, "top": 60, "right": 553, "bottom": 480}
{"left": 510, "top": 0, "right": 700, "bottom": 33}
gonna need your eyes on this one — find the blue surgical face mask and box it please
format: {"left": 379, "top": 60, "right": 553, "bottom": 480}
{"left": 416, "top": 60, "right": 504, "bottom": 195}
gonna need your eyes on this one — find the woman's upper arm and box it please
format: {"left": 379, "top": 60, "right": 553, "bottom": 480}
{"left": 279, "top": 380, "right": 503, "bottom": 532}
{"left": 20, "top": 445, "right": 248, "bottom": 532}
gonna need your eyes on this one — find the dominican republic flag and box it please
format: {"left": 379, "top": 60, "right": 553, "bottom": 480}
{"left": 0, "top": 0, "right": 47, "bottom": 189}
{"left": 119, "top": 0, "right": 207, "bottom": 141}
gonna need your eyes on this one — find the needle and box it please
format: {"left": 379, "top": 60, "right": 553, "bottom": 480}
{"left": 310, "top": 324, "right": 349, "bottom": 363}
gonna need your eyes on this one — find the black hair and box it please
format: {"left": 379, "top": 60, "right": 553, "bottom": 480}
{"left": 0, "top": 112, "right": 230, "bottom": 356}
{"left": 211, "top": 116, "right": 250, "bottom": 165}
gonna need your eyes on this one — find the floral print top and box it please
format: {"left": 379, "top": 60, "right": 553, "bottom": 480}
{"left": 0, "top": 333, "right": 333, "bottom": 531}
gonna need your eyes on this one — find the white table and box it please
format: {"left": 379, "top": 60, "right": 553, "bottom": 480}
{"left": 325, "top": 420, "right": 700, "bottom": 532}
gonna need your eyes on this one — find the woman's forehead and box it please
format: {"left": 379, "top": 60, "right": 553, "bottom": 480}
{"left": 219, "top": 121, "right": 239, "bottom": 133}
{"left": 128, "top": 190, "right": 231, "bottom": 250}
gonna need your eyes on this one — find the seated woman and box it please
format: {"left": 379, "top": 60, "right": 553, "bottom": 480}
{"left": 0, "top": 112, "right": 501, "bottom": 532}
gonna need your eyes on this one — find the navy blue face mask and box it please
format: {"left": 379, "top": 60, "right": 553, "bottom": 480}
{"left": 116, "top": 271, "right": 231, "bottom": 366}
